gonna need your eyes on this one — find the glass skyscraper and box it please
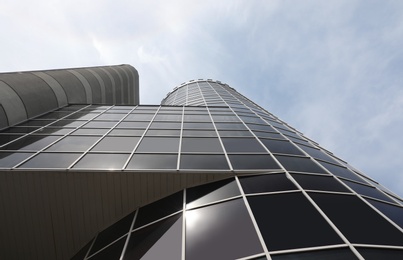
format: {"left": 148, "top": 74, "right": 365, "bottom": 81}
{"left": 0, "top": 66, "right": 402, "bottom": 259}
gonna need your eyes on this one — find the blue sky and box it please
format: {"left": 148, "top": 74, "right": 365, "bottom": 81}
{"left": 1, "top": 0, "right": 402, "bottom": 197}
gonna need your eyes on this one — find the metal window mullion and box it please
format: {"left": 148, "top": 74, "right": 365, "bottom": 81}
{"left": 234, "top": 176, "right": 272, "bottom": 259}
{"left": 177, "top": 106, "right": 185, "bottom": 170}
{"left": 11, "top": 104, "right": 95, "bottom": 168}
{"left": 119, "top": 209, "right": 139, "bottom": 260}
{"left": 67, "top": 105, "right": 137, "bottom": 169}
{"left": 121, "top": 106, "right": 162, "bottom": 169}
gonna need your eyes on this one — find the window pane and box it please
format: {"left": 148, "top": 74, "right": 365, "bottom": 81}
{"left": 240, "top": 174, "right": 297, "bottom": 194}
{"left": 357, "top": 247, "right": 403, "bottom": 260}
{"left": 366, "top": 199, "right": 403, "bottom": 228}
{"left": 318, "top": 161, "right": 365, "bottom": 183}
{"left": 89, "top": 236, "right": 126, "bottom": 260}
{"left": 271, "top": 248, "right": 357, "bottom": 260}
{"left": 126, "top": 154, "right": 177, "bottom": 170}
{"left": 222, "top": 138, "right": 266, "bottom": 153}
{"left": 275, "top": 155, "right": 327, "bottom": 174}
{"left": 73, "top": 153, "right": 129, "bottom": 169}
{"left": 248, "top": 193, "right": 343, "bottom": 251}
{"left": 134, "top": 191, "right": 183, "bottom": 228}
{"left": 18, "top": 153, "right": 81, "bottom": 168}
{"left": 183, "top": 130, "right": 217, "bottom": 137}
{"left": 2, "top": 135, "right": 60, "bottom": 151}
{"left": 180, "top": 154, "right": 229, "bottom": 170}
{"left": 145, "top": 129, "right": 180, "bottom": 136}
{"left": 108, "top": 129, "right": 145, "bottom": 136}
{"left": 186, "top": 178, "right": 240, "bottom": 208}
{"left": 71, "top": 128, "right": 109, "bottom": 135}
{"left": 124, "top": 215, "right": 182, "bottom": 260}
{"left": 181, "top": 138, "right": 223, "bottom": 153}
{"left": 136, "top": 137, "right": 179, "bottom": 153}
{"left": 46, "top": 136, "right": 99, "bottom": 152}
{"left": 310, "top": 193, "right": 403, "bottom": 246}
{"left": 229, "top": 154, "right": 280, "bottom": 170}
{"left": 261, "top": 139, "right": 304, "bottom": 155}
{"left": 291, "top": 173, "right": 350, "bottom": 192}
{"left": 296, "top": 144, "right": 337, "bottom": 163}
{"left": 91, "top": 137, "right": 140, "bottom": 152}
{"left": 342, "top": 180, "right": 395, "bottom": 203}
{"left": 0, "top": 152, "right": 33, "bottom": 168}
{"left": 186, "top": 199, "right": 263, "bottom": 260}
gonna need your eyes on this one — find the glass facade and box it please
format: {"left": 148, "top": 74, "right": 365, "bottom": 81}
{"left": 1, "top": 79, "right": 402, "bottom": 259}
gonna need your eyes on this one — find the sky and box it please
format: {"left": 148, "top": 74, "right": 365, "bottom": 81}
{"left": 1, "top": 0, "right": 402, "bottom": 197}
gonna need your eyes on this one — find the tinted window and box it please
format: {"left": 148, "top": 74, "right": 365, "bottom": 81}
{"left": 248, "top": 193, "right": 342, "bottom": 251}
{"left": 127, "top": 154, "right": 177, "bottom": 170}
{"left": 275, "top": 155, "right": 327, "bottom": 174}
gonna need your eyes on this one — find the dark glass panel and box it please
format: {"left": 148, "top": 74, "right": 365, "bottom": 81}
{"left": 124, "top": 215, "right": 182, "bottom": 260}
{"left": 34, "top": 127, "right": 72, "bottom": 135}
{"left": 181, "top": 138, "right": 223, "bottom": 153}
{"left": 218, "top": 130, "right": 252, "bottom": 137}
{"left": 117, "top": 121, "right": 149, "bottom": 128}
{"left": 108, "top": 129, "right": 145, "bottom": 136}
{"left": 0, "top": 126, "right": 40, "bottom": 134}
{"left": 91, "top": 137, "right": 140, "bottom": 152}
{"left": 73, "top": 153, "right": 129, "bottom": 169}
{"left": 366, "top": 199, "right": 403, "bottom": 228}
{"left": 310, "top": 193, "right": 403, "bottom": 246}
{"left": 124, "top": 114, "right": 155, "bottom": 121}
{"left": 71, "top": 128, "right": 109, "bottom": 135}
{"left": 46, "top": 136, "right": 99, "bottom": 151}
{"left": 357, "top": 247, "right": 403, "bottom": 260}
{"left": 90, "top": 212, "right": 135, "bottom": 255}
{"left": 248, "top": 193, "right": 343, "bottom": 251}
{"left": 275, "top": 155, "right": 327, "bottom": 174}
{"left": 94, "top": 113, "right": 126, "bottom": 120}
{"left": 17, "top": 120, "right": 53, "bottom": 127}
{"left": 184, "top": 115, "right": 211, "bottom": 122}
{"left": 0, "top": 134, "right": 24, "bottom": 146}
{"left": 285, "top": 135, "right": 310, "bottom": 144}
{"left": 37, "top": 111, "right": 72, "bottom": 119}
{"left": 271, "top": 248, "right": 357, "bottom": 260}
{"left": 342, "top": 180, "right": 395, "bottom": 203}
{"left": 134, "top": 191, "right": 183, "bottom": 228}
{"left": 126, "top": 154, "right": 177, "bottom": 169}
{"left": 183, "top": 122, "right": 214, "bottom": 129}
{"left": 145, "top": 129, "right": 180, "bottom": 136}
{"left": 1, "top": 135, "right": 60, "bottom": 151}
{"left": 149, "top": 122, "right": 181, "bottom": 129}
{"left": 291, "top": 173, "right": 350, "bottom": 192}
{"left": 0, "top": 152, "right": 33, "bottom": 168}
{"left": 180, "top": 154, "right": 229, "bottom": 169}
{"left": 182, "top": 130, "right": 217, "bottom": 137}
{"left": 239, "top": 116, "right": 266, "bottom": 124}
{"left": 153, "top": 114, "right": 182, "bottom": 121}
{"left": 318, "top": 161, "right": 365, "bottom": 183}
{"left": 222, "top": 138, "right": 266, "bottom": 153}
{"left": 296, "top": 144, "right": 337, "bottom": 163}
{"left": 49, "top": 120, "right": 83, "bottom": 128}
{"left": 18, "top": 153, "right": 81, "bottom": 168}
{"left": 229, "top": 154, "right": 280, "bottom": 170}
{"left": 136, "top": 137, "right": 179, "bottom": 153}
{"left": 186, "top": 199, "right": 263, "bottom": 260}
{"left": 254, "top": 131, "right": 285, "bottom": 139}
{"left": 247, "top": 124, "right": 276, "bottom": 132}
{"left": 261, "top": 139, "right": 304, "bottom": 155}
{"left": 186, "top": 178, "right": 240, "bottom": 208}
{"left": 211, "top": 115, "right": 240, "bottom": 122}
{"left": 240, "top": 173, "right": 297, "bottom": 194}
{"left": 89, "top": 236, "right": 126, "bottom": 260}
{"left": 215, "top": 123, "right": 247, "bottom": 130}
{"left": 83, "top": 121, "right": 117, "bottom": 128}
{"left": 65, "top": 113, "right": 98, "bottom": 120}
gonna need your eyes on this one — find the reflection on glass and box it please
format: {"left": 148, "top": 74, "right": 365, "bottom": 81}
{"left": 366, "top": 198, "right": 403, "bottom": 228}
{"left": 127, "top": 154, "right": 177, "bottom": 169}
{"left": 291, "top": 173, "right": 350, "bottom": 192}
{"left": 222, "top": 138, "right": 266, "bottom": 152}
{"left": 240, "top": 174, "right": 296, "bottom": 194}
{"left": 181, "top": 138, "right": 223, "bottom": 153}
{"left": 186, "top": 199, "right": 263, "bottom": 260}
{"left": 0, "top": 152, "right": 33, "bottom": 168}
{"left": 124, "top": 215, "right": 182, "bottom": 260}
{"left": 18, "top": 153, "right": 81, "bottom": 168}
{"left": 73, "top": 153, "right": 129, "bottom": 169}
{"left": 136, "top": 137, "right": 179, "bottom": 153}
{"left": 275, "top": 155, "right": 327, "bottom": 174}
{"left": 318, "top": 161, "right": 365, "bottom": 183}
{"left": 89, "top": 236, "right": 126, "bottom": 260}
{"left": 1, "top": 135, "right": 60, "bottom": 151}
{"left": 186, "top": 178, "right": 240, "bottom": 208}
{"left": 46, "top": 136, "right": 99, "bottom": 151}
{"left": 229, "top": 154, "right": 280, "bottom": 170}
{"left": 357, "top": 247, "right": 403, "bottom": 260}
{"left": 91, "top": 137, "right": 140, "bottom": 152}
{"left": 261, "top": 139, "right": 304, "bottom": 155}
{"left": 180, "top": 154, "right": 229, "bottom": 169}
{"left": 342, "top": 180, "right": 394, "bottom": 203}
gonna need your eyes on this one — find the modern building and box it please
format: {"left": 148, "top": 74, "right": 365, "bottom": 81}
{"left": 0, "top": 65, "right": 402, "bottom": 260}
